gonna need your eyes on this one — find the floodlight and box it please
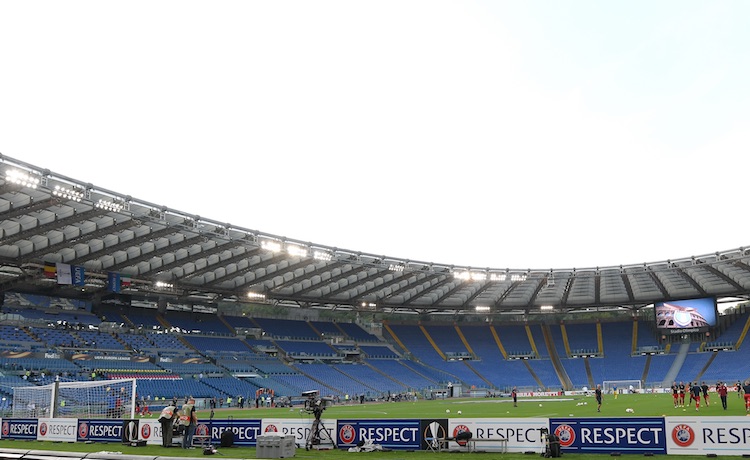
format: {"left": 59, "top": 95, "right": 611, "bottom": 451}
{"left": 247, "top": 292, "right": 266, "bottom": 300}
{"left": 52, "top": 184, "right": 84, "bottom": 202}
{"left": 475, "top": 306, "right": 490, "bottom": 312}
{"left": 286, "top": 244, "right": 308, "bottom": 257}
{"left": 388, "top": 264, "right": 405, "bottom": 272}
{"left": 95, "top": 198, "right": 125, "bottom": 212}
{"left": 313, "top": 250, "right": 332, "bottom": 261}
{"left": 5, "top": 168, "right": 40, "bottom": 189}
{"left": 261, "top": 240, "right": 282, "bottom": 253}
{"left": 540, "top": 305, "right": 554, "bottom": 311}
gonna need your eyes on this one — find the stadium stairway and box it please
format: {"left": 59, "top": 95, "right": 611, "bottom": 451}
{"left": 734, "top": 312, "right": 750, "bottom": 349}
{"left": 489, "top": 326, "right": 508, "bottom": 359}
{"left": 521, "top": 360, "right": 545, "bottom": 389}
{"left": 419, "top": 325, "right": 447, "bottom": 360}
{"left": 694, "top": 350, "right": 718, "bottom": 382}
{"left": 641, "top": 354, "right": 651, "bottom": 383}
{"left": 662, "top": 342, "right": 690, "bottom": 386}
{"left": 541, "top": 324, "right": 572, "bottom": 390}
{"left": 454, "top": 325, "right": 477, "bottom": 359}
{"left": 461, "top": 360, "right": 495, "bottom": 389}
{"left": 382, "top": 322, "right": 409, "bottom": 355}
{"left": 218, "top": 314, "right": 236, "bottom": 332}
{"left": 330, "top": 365, "right": 381, "bottom": 393}
{"left": 524, "top": 325, "right": 541, "bottom": 358}
{"left": 583, "top": 357, "right": 595, "bottom": 388}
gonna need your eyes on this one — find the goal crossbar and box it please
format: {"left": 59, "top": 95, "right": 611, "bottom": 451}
{"left": 12, "top": 378, "right": 136, "bottom": 419}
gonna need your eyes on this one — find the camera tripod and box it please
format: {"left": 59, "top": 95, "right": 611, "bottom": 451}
{"left": 305, "top": 409, "right": 335, "bottom": 450}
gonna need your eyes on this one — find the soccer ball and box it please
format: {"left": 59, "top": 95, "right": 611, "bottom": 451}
{"left": 446, "top": 409, "right": 450, "bottom": 413}
{"left": 539, "top": 403, "right": 543, "bottom": 407}
{"left": 625, "top": 408, "right": 634, "bottom": 413}
{"left": 457, "top": 410, "right": 462, "bottom": 415}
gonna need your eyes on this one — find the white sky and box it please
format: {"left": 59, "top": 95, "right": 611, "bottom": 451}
{"left": 2, "top": 1, "right": 749, "bottom": 271}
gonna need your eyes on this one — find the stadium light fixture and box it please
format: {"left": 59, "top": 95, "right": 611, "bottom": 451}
{"left": 261, "top": 240, "right": 282, "bottom": 253}
{"left": 95, "top": 198, "right": 125, "bottom": 212}
{"left": 540, "top": 305, "right": 554, "bottom": 311}
{"left": 313, "top": 250, "right": 333, "bottom": 261}
{"left": 388, "top": 264, "right": 405, "bottom": 272}
{"left": 475, "top": 306, "right": 490, "bottom": 312}
{"left": 286, "top": 244, "right": 308, "bottom": 258}
{"left": 52, "top": 184, "right": 84, "bottom": 202}
{"left": 247, "top": 292, "right": 266, "bottom": 300}
{"left": 5, "top": 168, "right": 40, "bottom": 189}
{"left": 154, "top": 281, "right": 173, "bottom": 289}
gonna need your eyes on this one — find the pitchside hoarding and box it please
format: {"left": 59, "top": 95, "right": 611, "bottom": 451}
{"left": 549, "top": 417, "right": 667, "bottom": 454}
{"left": 1, "top": 419, "right": 38, "bottom": 440}
{"left": 137, "top": 419, "right": 163, "bottom": 445}
{"left": 77, "top": 419, "right": 123, "bottom": 442}
{"left": 337, "top": 419, "right": 421, "bottom": 450}
{"left": 204, "top": 419, "right": 262, "bottom": 446}
{"left": 37, "top": 418, "right": 77, "bottom": 442}
{"left": 262, "top": 418, "right": 336, "bottom": 446}
{"left": 448, "top": 418, "right": 548, "bottom": 452}
{"left": 666, "top": 416, "right": 750, "bottom": 455}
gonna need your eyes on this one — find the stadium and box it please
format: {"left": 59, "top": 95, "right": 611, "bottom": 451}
{"left": 0, "top": 154, "right": 749, "bottom": 458}
{"left": 2, "top": 2, "right": 750, "bottom": 458}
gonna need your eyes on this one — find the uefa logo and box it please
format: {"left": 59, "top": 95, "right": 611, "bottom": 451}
{"left": 78, "top": 422, "right": 88, "bottom": 438}
{"left": 2, "top": 421, "right": 10, "bottom": 436}
{"left": 339, "top": 424, "right": 356, "bottom": 444}
{"left": 554, "top": 425, "right": 576, "bottom": 447}
{"left": 141, "top": 424, "right": 151, "bottom": 439}
{"left": 39, "top": 422, "right": 48, "bottom": 436}
{"left": 264, "top": 424, "right": 278, "bottom": 432}
{"left": 672, "top": 424, "right": 695, "bottom": 447}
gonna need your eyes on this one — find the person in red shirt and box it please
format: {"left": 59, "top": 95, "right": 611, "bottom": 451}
{"left": 743, "top": 381, "right": 750, "bottom": 413}
{"left": 717, "top": 381, "right": 728, "bottom": 410}
{"left": 671, "top": 382, "right": 679, "bottom": 408}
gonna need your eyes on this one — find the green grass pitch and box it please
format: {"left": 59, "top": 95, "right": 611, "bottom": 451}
{"left": 0, "top": 393, "right": 746, "bottom": 460}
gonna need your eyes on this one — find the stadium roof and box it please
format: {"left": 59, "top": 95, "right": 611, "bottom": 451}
{"left": 1, "top": 154, "right": 749, "bottom": 315}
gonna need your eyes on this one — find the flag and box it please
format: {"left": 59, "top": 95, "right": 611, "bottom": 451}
{"left": 43, "top": 262, "right": 57, "bottom": 279}
{"left": 107, "top": 272, "right": 121, "bottom": 293}
{"left": 121, "top": 276, "right": 132, "bottom": 289}
{"left": 72, "top": 265, "right": 85, "bottom": 286}
{"left": 56, "top": 263, "right": 72, "bottom": 285}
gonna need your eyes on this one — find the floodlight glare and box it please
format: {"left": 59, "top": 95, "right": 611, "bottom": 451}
{"left": 261, "top": 240, "right": 282, "bottom": 253}
{"left": 313, "top": 250, "right": 333, "bottom": 261}
{"left": 540, "top": 305, "right": 554, "bottom": 311}
{"left": 95, "top": 199, "right": 125, "bottom": 212}
{"left": 247, "top": 292, "right": 266, "bottom": 300}
{"left": 5, "top": 169, "right": 40, "bottom": 189}
{"left": 52, "top": 184, "right": 84, "bottom": 202}
{"left": 286, "top": 245, "right": 308, "bottom": 257}
{"left": 475, "top": 306, "right": 490, "bottom": 312}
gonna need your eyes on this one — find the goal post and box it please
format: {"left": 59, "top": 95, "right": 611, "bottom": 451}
{"left": 602, "top": 379, "right": 642, "bottom": 394}
{"left": 13, "top": 378, "right": 136, "bottom": 419}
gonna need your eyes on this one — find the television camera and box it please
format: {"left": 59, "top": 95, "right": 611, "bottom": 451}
{"left": 302, "top": 390, "right": 333, "bottom": 419}
{"left": 301, "top": 390, "right": 335, "bottom": 450}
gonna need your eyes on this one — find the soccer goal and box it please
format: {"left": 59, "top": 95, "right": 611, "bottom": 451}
{"left": 13, "top": 378, "right": 136, "bottom": 419}
{"left": 602, "top": 379, "right": 642, "bottom": 394}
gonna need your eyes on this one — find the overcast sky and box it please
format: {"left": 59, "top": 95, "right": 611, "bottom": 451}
{"left": 2, "top": 1, "right": 749, "bottom": 271}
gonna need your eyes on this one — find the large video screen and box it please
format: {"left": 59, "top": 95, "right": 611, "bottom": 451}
{"left": 654, "top": 297, "right": 717, "bottom": 330}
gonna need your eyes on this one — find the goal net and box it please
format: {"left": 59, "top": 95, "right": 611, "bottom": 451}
{"left": 13, "top": 378, "right": 136, "bottom": 419}
{"left": 602, "top": 379, "right": 642, "bottom": 394}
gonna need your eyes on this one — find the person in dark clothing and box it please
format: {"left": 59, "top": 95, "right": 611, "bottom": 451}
{"left": 512, "top": 387, "right": 518, "bottom": 407}
{"left": 690, "top": 382, "right": 701, "bottom": 411}
{"left": 158, "top": 403, "right": 178, "bottom": 447}
{"left": 700, "top": 381, "right": 710, "bottom": 406}
{"left": 595, "top": 385, "right": 602, "bottom": 412}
